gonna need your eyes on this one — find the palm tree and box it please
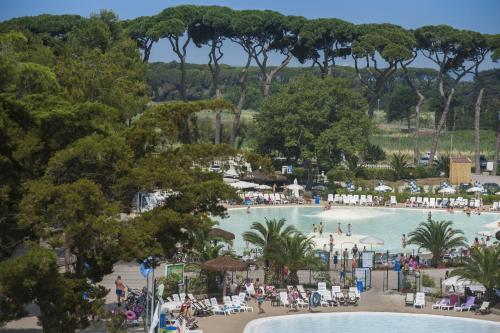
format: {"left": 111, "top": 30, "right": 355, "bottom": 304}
{"left": 434, "top": 155, "right": 450, "bottom": 177}
{"left": 450, "top": 246, "right": 500, "bottom": 304}
{"left": 408, "top": 219, "right": 467, "bottom": 267}
{"left": 390, "top": 152, "right": 409, "bottom": 180}
{"left": 281, "top": 234, "right": 323, "bottom": 286}
{"left": 243, "top": 218, "right": 296, "bottom": 283}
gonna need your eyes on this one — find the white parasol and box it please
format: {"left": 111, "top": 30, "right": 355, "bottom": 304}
{"left": 442, "top": 276, "right": 486, "bottom": 292}
{"left": 360, "top": 235, "right": 385, "bottom": 250}
{"left": 287, "top": 178, "right": 304, "bottom": 198}
{"left": 484, "top": 221, "right": 500, "bottom": 229}
{"left": 256, "top": 184, "right": 272, "bottom": 190}
{"left": 438, "top": 187, "right": 456, "bottom": 194}
{"left": 374, "top": 185, "right": 392, "bottom": 192}
{"left": 229, "top": 181, "right": 259, "bottom": 190}
{"left": 466, "top": 186, "right": 483, "bottom": 193}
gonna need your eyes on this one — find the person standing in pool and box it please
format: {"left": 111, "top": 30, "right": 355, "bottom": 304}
{"left": 427, "top": 211, "right": 432, "bottom": 220}
{"left": 333, "top": 251, "right": 339, "bottom": 270}
{"left": 318, "top": 222, "right": 324, "bottom": 237}
{"left": 347, "top": 223, "right": 352, "bottom": 236}
{"left": 401, "top": 234, "right": 407, "bottom": 249}
{"left": 329, "top": 234, "right": 334, "bottom": 253}
{"left": 337, "top": 223, "right": 343, "bottom": 235}
{"left": 312, "top": 224, "right": 317, "bottom": 234}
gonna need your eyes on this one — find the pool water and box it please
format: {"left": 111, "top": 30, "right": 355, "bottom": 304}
{"left": 216, "top": 206, "right": 498, "bottom": 254}
{"left": 243, "top": 312, "right": 500, "bottom": 333}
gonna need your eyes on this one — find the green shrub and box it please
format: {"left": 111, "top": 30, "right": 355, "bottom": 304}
{"left": 410, "top": 165, "right": 439, "bottom": 179}
{"left": 421, "top": 272, "right": 436, "bottom": 288}
{"left": 360, "top": 168, "right": 396, "bottom": 181}
{"left": 157, "top": 273, "right": 183, "bottom": 298}
{"left": 327, "top": 166, "right": 350, "bottom": 181}
{"left": 363, "top": 143, "right": 387, "bottom": 163}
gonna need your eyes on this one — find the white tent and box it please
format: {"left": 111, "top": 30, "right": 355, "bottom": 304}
{"left": 287, "top": 178, "right": 304, "bottom": 198}
{"left": 374, "top": 185, "right": 392, "bottom": 192}
{"left": 438, "top": 187, "right": 456, "bottom": 194}
{"left": 229, "top": 181, "right": 259, "bottom": 190}
{"left": 256, "top": 184, "right": 272, "bottom": 190}
{"left": 442, "top": 276, "right": 485, "bottom": 293}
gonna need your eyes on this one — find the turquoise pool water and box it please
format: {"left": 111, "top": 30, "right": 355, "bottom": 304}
{"left": 243, "top": 312, "right": 500, "bottom": 333}
{"left": 216, "top": 206, "right": 498, "bottom": 254}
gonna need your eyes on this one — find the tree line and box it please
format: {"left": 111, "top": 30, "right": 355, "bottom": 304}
{"left": 2, "top": 6, "right": 499, "bottom": 170}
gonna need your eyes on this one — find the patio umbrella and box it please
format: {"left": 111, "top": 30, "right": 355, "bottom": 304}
{"left": 287, "top": 178, "right": 304, "bottom": 198}
{"left": 438, "top": 187, "right": 456, "bottom": 194}
{"left": 312, "top": 185, "right": 327, "bottom": 191}
{"left": 229, "top": 180, "right": 259, "bottom": 190}
{"left": 442, "top": 276, "right": 486, "bottom": 293}
{"left": 374, "top": 185, "right": 392, "bottom": 192}
{"left": 256, "top": 184, "right": 272, "bottom": 190}
{"left": 203, "top": 256, "right": 247, "bottom": 297}
{"left": 466, "top": 186, "right": 483, "bottom": 193}
{"left": 208, "top": 228, "right": 235, "bottom": 241}
{"left": 359, "top": 236, "right": 385, "bottom": 250}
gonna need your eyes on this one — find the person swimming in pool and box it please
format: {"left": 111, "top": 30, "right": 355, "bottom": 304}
{"left": 337, "top": 223, "right": 343, "bottom": 235}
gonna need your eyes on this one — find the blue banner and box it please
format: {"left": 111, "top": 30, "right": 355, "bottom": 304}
{"left": 140, "top": 262, "right": 152, "bottom": 278}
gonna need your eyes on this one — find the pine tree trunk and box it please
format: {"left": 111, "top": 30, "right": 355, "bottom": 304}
{"left": 429, "top": 87, "right": 455, "bottom": 164}
{"left": 494, "top": 118, "right": 500, "bottom": 176}
{"left": 413, "top": 91, "right": 424, "bottom": 164}
{"left": 230, "top": 54, "right": 251, "bottom": 147}
{"left": 474, "top": 88, "right": 484, "bottom": 174}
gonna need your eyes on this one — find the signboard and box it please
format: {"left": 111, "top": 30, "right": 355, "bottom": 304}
{"left": 362, "top": 251, "right": 374, "bottom": 268}
{"left": 287, "top": 165, "right": 293, "bottom": 174}
{"left": 165, "top": 263, "right": 185, "bottom": 281}
{"left": 355, "top": 267, "right": 371, "bottom": 289}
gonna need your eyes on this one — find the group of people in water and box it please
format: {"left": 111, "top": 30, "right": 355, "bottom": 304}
{"left": 312, "top": 222, "right": 352, "bottom": 237}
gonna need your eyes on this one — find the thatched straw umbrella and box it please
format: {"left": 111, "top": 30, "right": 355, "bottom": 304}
{"left": 208, "top": 228, "right": 235, "bottom": 241}
{"left": 203, "top": 256, "right": 247, "bottom": 297}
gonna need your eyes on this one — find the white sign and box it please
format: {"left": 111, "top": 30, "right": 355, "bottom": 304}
{"left": 362, "top": 251, "right": 374, "bottom": 268}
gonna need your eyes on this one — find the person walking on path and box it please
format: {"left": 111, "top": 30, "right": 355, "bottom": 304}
{"left": 318, "top": 222, "right": 324, "bottom": 237}
{"left": 115, "top": 275, "right": 125, "bottom": 303}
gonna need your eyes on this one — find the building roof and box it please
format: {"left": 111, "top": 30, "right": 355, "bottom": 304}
{"left": 450, "top": 156, "right": 471, "bottom": 163}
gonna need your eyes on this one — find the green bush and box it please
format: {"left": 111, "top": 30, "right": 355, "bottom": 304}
{"left": 157, "top": 273, "right": 183, "bottom": 298}
{"left": 410, "top": 166, "right": 439, "bottom": 179}
{"left": 421, "top": 272, "right": 436, "bottom": 288}
{"left": 362, "top": 143, "right": 386, "bottom": 163}
{"left": 327, "top": 166, "right": 350, "bottom": 182}
{"left": 360, "top": 168, "right": 396, "bottom": 181}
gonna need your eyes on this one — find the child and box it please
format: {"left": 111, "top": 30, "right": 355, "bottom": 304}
{"left": 256, "top": 287, "right": 265, "bottom": 313}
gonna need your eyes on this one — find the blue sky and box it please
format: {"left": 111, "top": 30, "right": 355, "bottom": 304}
{"left": 1, "top": 0, "right": 499, "bottom": 69}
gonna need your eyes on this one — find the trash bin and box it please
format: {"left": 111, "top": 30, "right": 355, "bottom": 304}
{"left": 357, "top": 280, "right": 364, "bottom": 292}
{"left": 315, "top": 195, "right": 320, "bottom": 204}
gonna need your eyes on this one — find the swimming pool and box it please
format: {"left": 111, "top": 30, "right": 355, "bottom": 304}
{"left": 216, "top": 206, "right": 498, "bottom": 253}
{"left": 243, "top": 312, "right": 500, "bottom": 333}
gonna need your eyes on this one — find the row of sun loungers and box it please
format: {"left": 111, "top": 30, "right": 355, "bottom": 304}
{"left": 405, "top": 197, "right": 482, "bottom": 208}
{"left": 406, "top": 293, "right": 490, "bottom": 314}
{"left": 164, "top": 293, "right": 253, "bottom": 316}
{"left": 329, "top": 194, "right": 397, "bottom": 206}
{"left": 241, "top": 192, "right": 304, "bottom": 205}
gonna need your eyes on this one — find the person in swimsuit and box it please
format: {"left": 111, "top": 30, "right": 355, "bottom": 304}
{"left": 115, "top": 275, "right": 125, "bottom": 303}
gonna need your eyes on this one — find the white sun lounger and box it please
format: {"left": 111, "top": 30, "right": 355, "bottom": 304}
{"left": 429, "top": 198, "right": 436, "bottom": 208}
{"left": 414, "top": 292, "right": 426, "bottom": 308}
{"left": 360, "top": 195, "right": 367, "bottom": 205}
{"left": 328, "top": 194, "right": 334, "bottom": 202}
{"left": 366, "top": 195, "right": 373, "bottom": 206}
{"left": 416, "top": 197, "right": 423, "bottom": 207}
{"left": 279, "top": 291, "right": 290, "bottom": 307}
